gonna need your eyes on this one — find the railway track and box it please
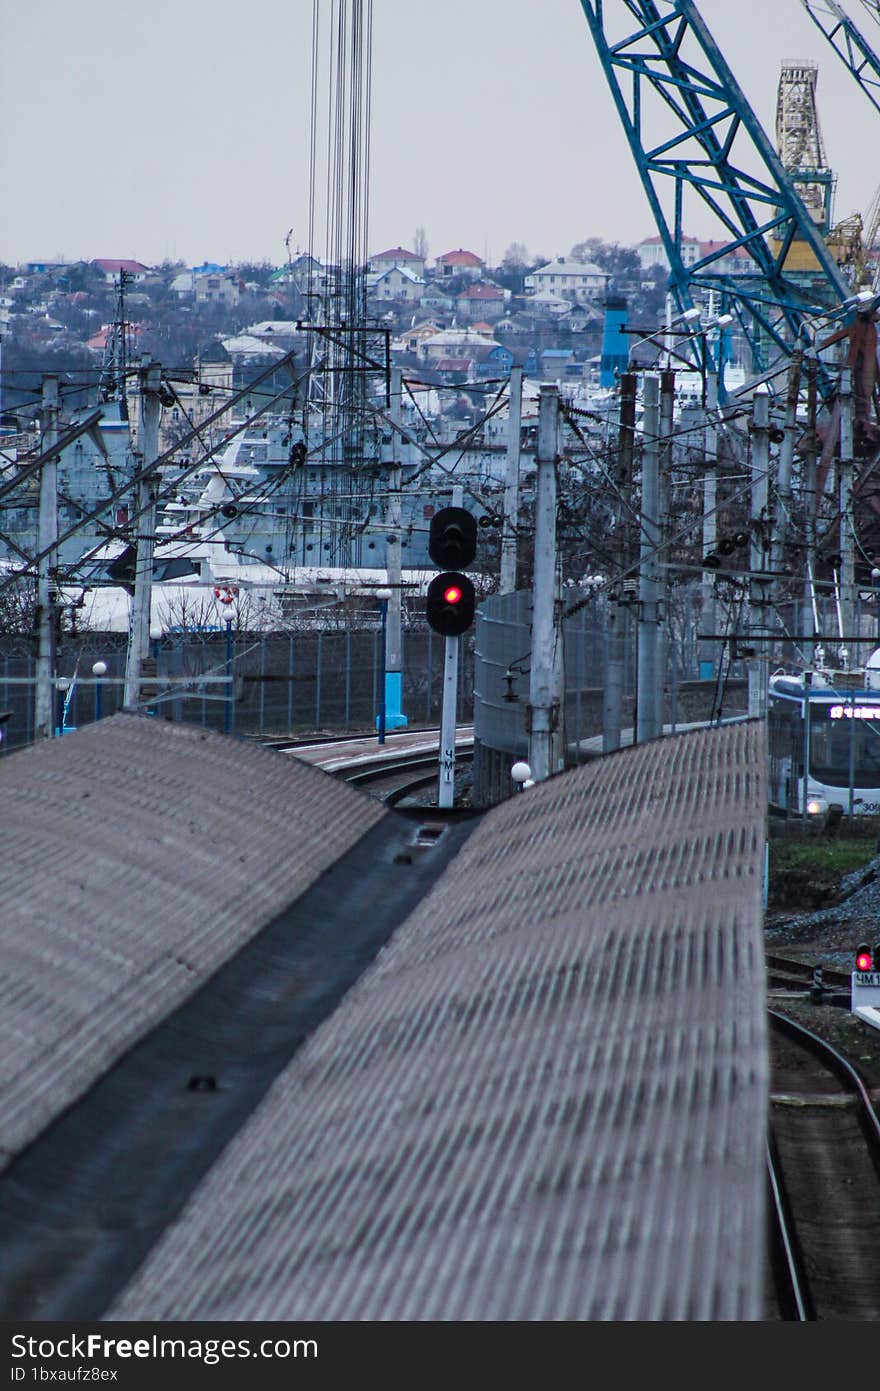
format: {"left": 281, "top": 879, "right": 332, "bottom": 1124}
{"left": 766, "top": 1009, "right": 880, "bottom": 1320}
{"left": 266, "top": 726, "right": 476, "bottom": 808}
{"left": 766, "top": 953, "right": 851, "bottom": 999}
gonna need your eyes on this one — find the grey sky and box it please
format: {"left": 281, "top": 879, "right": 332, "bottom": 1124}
{"left": 1, "top": 0, "right": 876, "bottom": 268}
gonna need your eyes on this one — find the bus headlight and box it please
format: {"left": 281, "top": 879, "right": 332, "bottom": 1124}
{"left": 806, "top": 797, "right": 827, "bottom": 816}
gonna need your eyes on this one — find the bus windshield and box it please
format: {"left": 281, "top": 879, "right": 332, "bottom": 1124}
{"left": 809, "top": 705, "right": 880, "bottom": 788}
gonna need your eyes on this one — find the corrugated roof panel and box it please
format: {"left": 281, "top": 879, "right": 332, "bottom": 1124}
{"left": 0, "top": 713, "right": 385, "bottom": 1165}
{"left": 109, "top": 722, "right": 768, "bottom": 1321}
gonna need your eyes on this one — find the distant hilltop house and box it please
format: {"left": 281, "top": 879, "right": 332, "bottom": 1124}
{"left": 636, "top": 235, "right": 700, "bottom": 271}
{"left": 91, "top": 258, "right": 152, "bottom": 284}
{"left": 85, "top": 322, "right": 143, "bottom": 354}
{"left": 524, "top": 257, "right": 610, "bottom": 303}
{"left": 636, "top": 234, "right": 758, "bottom": 276}
{"left": 369, "top": 246, "right": 427, "bottom": 279}
{"left": 691, "top": 240, "right": 760, "bottom": 276}
{"left": 420, "top": 326, "right": 500, "bottom": 363}
{"left": 456, "top": 281, "right": 507, "bottom": 322}
{"left": 368, "top": 265, "right": 425, "bottom": 303}
{"left": 434, "top": 248, "right": 484, "bottom": 279}
{"left": 194, "top": 269, "right": 241, "bottom": 308}
{"left": 394, "top": 321, "right": 443, "bottom": 355}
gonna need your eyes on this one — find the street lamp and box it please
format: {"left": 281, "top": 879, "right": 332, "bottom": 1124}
{"left": 92, "top": 660, "right": 107, "bottom": 722}
{"left": 625, "top": 308, "right": 736, "bottom": 403}
{"left": 375, "top": 587, "right": 391, "bottom": 745}
{"left": 55, "top": 676, "right": 71, "bottom": 737}
{"left": 511, "top": 759, "right": 532, "bottom": 792}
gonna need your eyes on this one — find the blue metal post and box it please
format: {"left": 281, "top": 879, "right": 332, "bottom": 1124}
{"left": 378, "top": 598, "right": 388, "bottom": 745}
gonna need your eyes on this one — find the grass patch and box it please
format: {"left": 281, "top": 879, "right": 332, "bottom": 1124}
{"left": 770, "top": 838, "right": 878, "bottom": 876}
{"left": 767, "top": 833, "right": 880, "bottom": 909}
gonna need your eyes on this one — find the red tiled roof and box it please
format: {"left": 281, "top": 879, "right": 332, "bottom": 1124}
{"left": 464, "top": 283, "right": 504, "bottom": 299}
{"left": 372, "top": 246, "right": 422, "bottom": 261}
{"left": 435, "top": 357, "right": 472, "bottom": 371}
{"left": 698, "top": 240, "right": 754, "bottom": 260}
{"left": 93, "top": 258, "right": 151, "bottom": 274}
{"left": 436, "top": 249, "right": 483, "bottom": 266}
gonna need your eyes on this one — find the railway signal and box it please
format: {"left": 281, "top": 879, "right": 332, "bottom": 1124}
{"left": 427, "top": 498, "right": 477, "bottom": 808}
{"left": 426, "top": 572, "right": 476, "bottom": 638}
{"left": 851, "top": 941, "right": 880, "bottom": 1016}
{"left": 428, "top": 506, "right": 477, "bottom": 571}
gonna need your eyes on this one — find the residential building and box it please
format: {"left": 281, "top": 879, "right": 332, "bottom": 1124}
{"left": 420, "top": 327, "right": 501, "bottom": 362}
{"left": 395, "top": 321, "right": 443, "bottom": 355}
{"left": 456, "top": 282, "right": 506, "bottom": 322}
{"left": 636, "top": 235, "right": 700, "bottom": 272}
{"left": 92, "top": 258, "right": 152, "bottom": 284}
{"left": 194, "top": 270, "right": 241, "bottom": 308}
{"left": 697, "top": 240, "right": 760, "bottom": 275}
{"left": 369, "top": 265, "right": 425, "bottom": 303}
{"left": 370, "top": 246, "right": 427, "bottom": 278}
{"left": 434, "top": 249, "right": 484, "bottom": 279}
{"left": 524, "top": 257, "right": 610, "bottom": 303}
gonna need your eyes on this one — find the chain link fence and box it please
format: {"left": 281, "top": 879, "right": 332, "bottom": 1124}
{"left": 0, "top": 625, "right": 475, "bottom": 752}
{"left": 472, "top": 587, "right": 747, "bottom": 807}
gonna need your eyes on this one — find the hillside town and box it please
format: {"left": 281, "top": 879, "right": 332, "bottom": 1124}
{"left": 0, "top": 236, "right": 685, "bottom": 408}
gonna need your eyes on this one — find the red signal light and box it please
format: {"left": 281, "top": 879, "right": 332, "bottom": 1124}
{"left": 856, "top": 944, "right": 874, "bottom": 972}
{"left": 426, "top": 571, "right": 476, "bottom": 636}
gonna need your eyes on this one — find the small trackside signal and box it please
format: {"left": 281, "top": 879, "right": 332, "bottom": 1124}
{"left": 855, "top": 943, "right": 877, "bottom": 973}
{"left": 428, "top": 506, "right": 477, "bottom": 571}
{"left": 426, "top": 571, "right": 476, "bottom": 637}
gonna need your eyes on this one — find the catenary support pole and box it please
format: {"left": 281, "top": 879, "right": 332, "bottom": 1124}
{"left": 803, "top": 353, "right": 819, "bottom": 659}
{"left": 838, "top": 366, "right": 855, "bottom": 668}
{"left": 603, "top": 372, "right": 636, "bottom": 751}
{"left": 34, "top": 375, "right": 59, "bottom": 740}
{"left": 123, "top": 360, "right": 162, "bottom": 709}
{"left": 657, "top": 368, "right": 675, "bottom": 722}
{"left": 749, "top": 384, "right": 771, "bottom": 718}
{"left": 637, "top": 375, "right": 661, "bottom": 743}
{"left": 382, "top": 365, "right": 407, "bottom": 729}
{"left": 700, "top": 373, "right": 719, "bottom": 680}
{"left": 500, "top": 365, "right": 523, "bottom": 595}
{"left": 771, "top": 349, "right": 803, "bottom": 665}
{"left": 528, "top": 384, "right": 560, "bottom": 782}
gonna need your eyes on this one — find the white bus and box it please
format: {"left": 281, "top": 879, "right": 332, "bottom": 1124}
{"left": 768, "top": 662, "right": 880, "bottom": 817}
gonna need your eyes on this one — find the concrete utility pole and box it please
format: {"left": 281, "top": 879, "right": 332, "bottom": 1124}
{"left": 657, "top": 368, "right": 675, "bottom": 719}
{"left": 34, "top": 375, "right": 59, "bottom": 741}
{"left": 603, "top": 372, "right": 636, "bottom": 752}
{"left": 749, "top": 385, "right": 771, "bottom": 718}
{"left": 382, "top": 365, "right": 407, "bottom": 728}
{"left": 802, "top": 353, "right": 820, "bottom": 657}
{"left": 770, "top": 350, "right": 803, "bottom": 667}
{"left": 838, "top": 366, "right": 855, "bottom": 667}
{"left": 123, "top": 360, "right": 162, "bottom": 709}
{"left": 500, "top": 365, "right": 523, "bottom": 595}
{"left": 770, "top": 349, "right": 803, "bottom": 576}
{"left": 699, "top": 373, "right": 719, "bottom": 680}
{"left": 637, "top": 374, "right": 662, "bottom": 743}
{"left": 528, "top": 385, "right": 562, "bottom": 782}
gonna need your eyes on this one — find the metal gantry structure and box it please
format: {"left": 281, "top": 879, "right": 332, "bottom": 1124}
{"left": 576, "top": 0, "right": 851, "bottom": 387}
{"left": 800, "top": 0, "right": 880, "bottom": 116}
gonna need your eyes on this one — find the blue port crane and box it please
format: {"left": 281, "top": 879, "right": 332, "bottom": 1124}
{"left": 799, "top": 0, "right": 880, "bottom": 115}
{"left": 576, "top": 1, "right": 850, "bottom": 390}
